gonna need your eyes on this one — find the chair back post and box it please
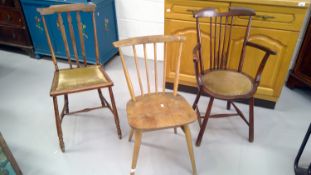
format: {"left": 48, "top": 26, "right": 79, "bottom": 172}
{"left": 37, "top": 3, "right": 98, "bottom": 69}
{"left": 113, "top": 35, "right": 185, "bottom": 100}
{"left": 194, "top": 7, "right": 255, "bottom": 72}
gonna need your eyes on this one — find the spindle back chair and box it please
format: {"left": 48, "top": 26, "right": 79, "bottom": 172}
{"left": 37, "top": 3, "right": 122, "bottom": 152}
{"left": 113, "top": 35, "right": 197, "bottom": 175}
{"left": 192, "top": 7, "right": 276, "bottom": 146}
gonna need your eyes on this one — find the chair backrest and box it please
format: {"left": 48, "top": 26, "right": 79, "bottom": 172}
{"left": 194, "top": 7, "right": 256, "bottom": 72}
{"left": 37, "top": 3, "right": 100, "bottom": 71}
{"left": 113, "top": 35, "right": 185, "bottom": 101}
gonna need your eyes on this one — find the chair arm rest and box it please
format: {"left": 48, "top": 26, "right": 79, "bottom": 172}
{"left": 246, "top": 41, "right": 276, "bottom": 55}
{"left": 193, "top": 44, "right": 203, "bottom": 87}
{"left": 193, "top": 44, "right": 200, "bottom": 62}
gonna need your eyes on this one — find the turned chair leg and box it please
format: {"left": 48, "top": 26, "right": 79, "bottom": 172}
{"left": 182, "top": 125, "right": 198, "bottom": 175}
{"left": 52, "top": 96, "right": 65, "bottom": 152}
{"left": 192, "top": 90, "right": 202, "bottom": 126}
{"left": 64, "top": 94, "right": 69, "bottom": 114}
{"left": 129, "top": 128, "right": 134, "bottom": 142}
{"left": 226, "top": 100, "right": 231, "bottom": 110}
{"left": 249, "top": 97, "right": 254, "bottom": 142}
{"left": 98, "top": 88, "right": 106, "bottom": 107}
{"left": 196, "top": 97, "right": 214, "bottom": 146}
{"left": 131, "top": 130, "right": 142, "bottom": 175}
{"left": 108, "top": 86, "right": 122, "bottom": 139}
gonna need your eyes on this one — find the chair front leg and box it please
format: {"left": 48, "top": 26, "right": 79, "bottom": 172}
{"left": 196, "top": 97, "right": 214, "bottom": 147}
{"left": 249, "top": 97, "right": 254, "bottom": 142}
{"left": 52, "top": 96, "right": 65, "bottom": 152}
{"left": 129, "top": 128, "right": 134, "bottom": 142}
{"left": 192, "top": 90, "right": 202, "bottom": 126}
{"left": 226, "top": 100, "right": 231, "bottom": 110}
{"left": 131, "top": 130, "right": 142, "bottom": 175}
{"left": 108, "top": 86, "right": 122, "bottom": 139}
{"left": 182, "top": 125, "right": 198, "bottom": 175}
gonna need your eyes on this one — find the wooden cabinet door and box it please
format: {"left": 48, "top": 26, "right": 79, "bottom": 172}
{"left": 227, "top": 26, "right": 298, "bottom": 101}
{"left": 165, "top": 19, "right": 212, "bottom": 86}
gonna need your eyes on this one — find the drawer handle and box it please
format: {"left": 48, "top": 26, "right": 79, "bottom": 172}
{"left": 256, "top": 15, "right": 275, "bottom": 20}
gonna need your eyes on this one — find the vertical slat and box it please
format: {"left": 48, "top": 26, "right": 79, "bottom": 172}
{"left": 221, "top": 16, "right": 229, "bottom": 69}
{"left": 196, "top": 18, "right": 204, "bottom": 73}
{"left": 67, "top": 12, "right": 80, "bottom": 68}
{"left": 214, "top": 17, "right": 217, "bottom": 69}
{"left": 92, "top": 11, "right": 100, "bottom": 65}
{"left": 153, "top": 43, "right": 158, "bottom": 93}
{"left": 143, "top": 44, "right": 151, "bottom": 94}
{"left": 58, "top": 13, "right": 72, "bottom": 68}
{"left": 119, "top": 49, "right": 136, "bottom": 101}
{"left": 41, "top": 16, "right": 58, "bottom": 71}
{"left": 76, "top": 12, "right": 87, "bottom": 66}
{"left": 173, "top": 41, "right": 183, "bottom": 96}
{"left": 162, "top": 42, "right": 168, "bottom": 93}
{"left": 225, "top": 16, "right": 234, "bottom": 68}
{"left": 218, "top": 16, "right": 222, "bottom": 69}
{"left": 238, "top": 16, "right": 252, "bottom": 72}
{"left": 209, "top": 17, "right": 213, "bottom": 69}
{"left": 132, "top": 45, "right": 144, "bottom": 96}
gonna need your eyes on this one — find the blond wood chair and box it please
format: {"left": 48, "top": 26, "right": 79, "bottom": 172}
{"left": 113, "top": 35, "right": 197, "bottom": 175}
{"left": 192, "top": 8, "right": 276, "bottom": 146}
{"left": 37, "top": 4, "right": 122, "bottom": 152}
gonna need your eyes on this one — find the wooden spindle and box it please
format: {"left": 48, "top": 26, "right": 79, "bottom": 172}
{"left": 209, "top": 17, "right": 213, "bottom": 69}
{"left": 58, "top": 13, "right": 72, "bottom": 68}
{"left": 162, "top": 42, "right": 167, "bottom": 93}
{"left": 218, "top": 16, "right": 222, "bottom": 69}
{"left": 143, "top": 44, "right": 151, "bottom": 94}
{"left": 119, "top": 49, "right": 136, "bottom": 101}
{"left": 214, "top": 17, "right": 217, "bottom": 69}
{"left": 92, "top": 12, "right": 99, "bottom": 65}
{"left": 132, "top": 45, "right": 144, "bottom": 95}
{"left": 41, "top": 16, "right": 58, "bottom": 71}
{"left": 153, "top": 43, "right": 158, "bottom": 93}
{"left": 225, "top": 16, "right": 234, "bottom": 68}
{"left": 76, "top": 12, "right": 87, "bottom": 66}
{"left": 67, "top": 12, "right": 80, "bottom": 68}
{"left": 221, "top": 16, "right": 229, "bottom": 69}
{"left": 238, "top": 16, "right": 252, "bottom": 72}
{"left": 173, "top": 42, "right": 183, "bottom": 96}
{"left": 196, "top": 18, "right": 204, "bottom": 73}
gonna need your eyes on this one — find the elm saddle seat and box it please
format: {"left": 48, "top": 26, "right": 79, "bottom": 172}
{"left": 127, "top": 93, "right": 196, "bottom": 130}
{"left": 202, "top": 70, "right": 254, "bottom": 99}
{"left": 51, "top": 65, "right": 112, "bottom": 95}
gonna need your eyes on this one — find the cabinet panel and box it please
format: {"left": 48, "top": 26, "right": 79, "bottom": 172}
{"left": 231, "top": 3, "right": 307, "bottom": 31}
{"left": 0, "top": 9, "right": 24, "bottom": 27}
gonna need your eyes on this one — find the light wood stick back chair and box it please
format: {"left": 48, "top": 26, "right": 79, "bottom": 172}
{"left": 37, "top": 3, "right": 122, "bottom": 152}
{"left": 113, "top": 35, "right": 197, "bottom": 175}
{"left": 192, "top": 7, "right": 277, "bottom": 146}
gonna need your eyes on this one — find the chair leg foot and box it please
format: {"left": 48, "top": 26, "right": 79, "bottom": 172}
{"left": 182, "top": 125, "right": 198, "bottom": 175}
{"left": 53, "top": 96, "right": 65, "bottom": 152}
{"left": 249, "top": 97, "right": 254, "bottom": 142}
{"left": 196, "top": 97, "right": 214, "bottom": 147}
{"left": 131, "top": 130, "right": 142, "bottom": 175}
{"left": 109, "top": 87, "right": 122, "bottom": 139}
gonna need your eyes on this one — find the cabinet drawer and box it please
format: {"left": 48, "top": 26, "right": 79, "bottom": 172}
{"left": 231, "top": 3, "right": 307, "bottom": 31}
{"left": 0, "top": 0, "right": 19, "bottom": 8}
{"left": 0, "top": 8, "right": 24, "bottom": 27}
{"left": 165, "top": 0, "right": 229, "bottom": 22}
{"left": 0, "top": 28, "right": 29, "bottom": 45}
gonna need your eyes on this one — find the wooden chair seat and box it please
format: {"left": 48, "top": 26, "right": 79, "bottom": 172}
{"left": 126, "top": 93, "right": 197, "bottom": 130}
{"left": 202, "top": 70, "right": 254, "bottom": 99}
{"left": 51, "top": 65, "right": 113, "bottom": 96}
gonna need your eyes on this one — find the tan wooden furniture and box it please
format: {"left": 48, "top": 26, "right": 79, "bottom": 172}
{"left": 164, "top": 0, "right": 310, "bottom": 108}
{"left": 191, "top": 7, "right": 276, "bottom": 146}
{"left": 113, "top": 35, "right": 197, "bottom": 175}
{"left": 37, "top": 4, "right": 122, "bottom": 152}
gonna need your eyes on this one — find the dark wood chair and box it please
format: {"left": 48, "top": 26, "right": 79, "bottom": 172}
{"left": 113, "top": 35, "right": 197, "bottom": 175}
{"left": 192, "top": 7, "right": 276, "bottom": 146}
{"left": 294, "top": 123, "right": 311, "bottom": 175}
{"left": 37, "top": 4, "right": 122, "bottom": 152}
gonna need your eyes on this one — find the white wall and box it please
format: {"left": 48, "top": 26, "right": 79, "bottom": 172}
{"left": 115, "top": 0, "right": 165, "bottom": 59}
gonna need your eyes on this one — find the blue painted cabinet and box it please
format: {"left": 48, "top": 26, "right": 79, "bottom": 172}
{"left": 20, "top": 0, "right": 119, "bottom": 64}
